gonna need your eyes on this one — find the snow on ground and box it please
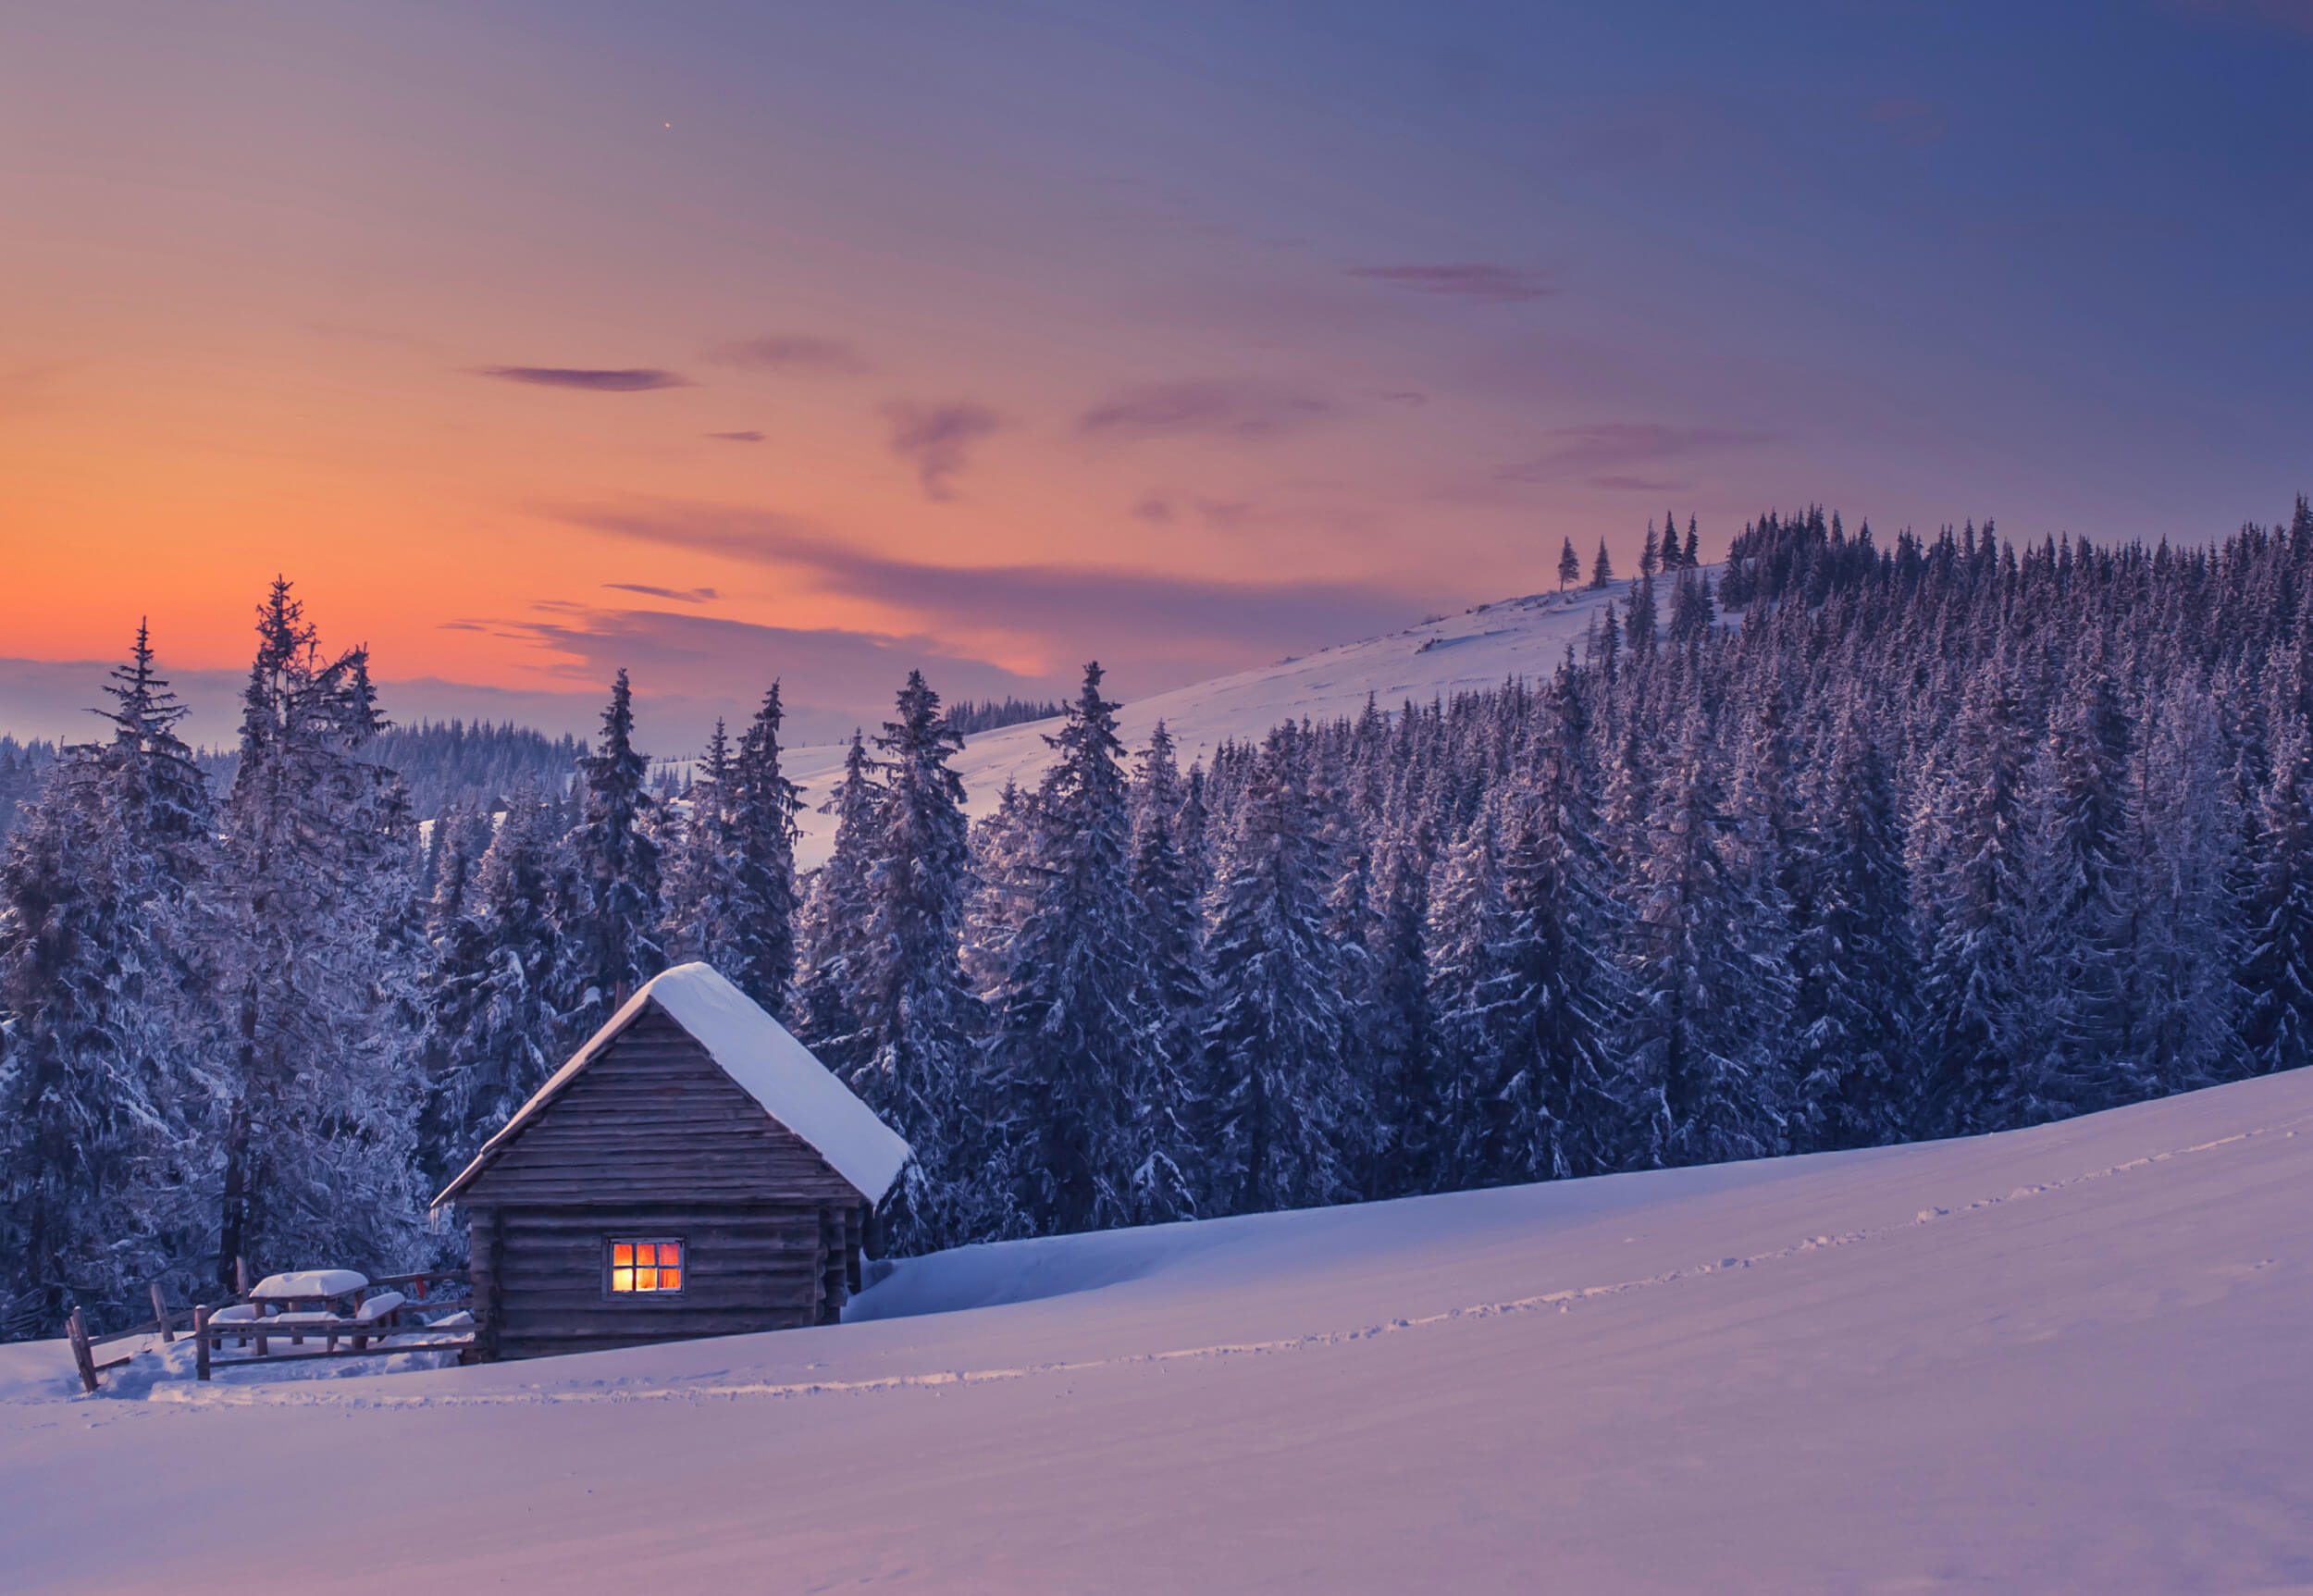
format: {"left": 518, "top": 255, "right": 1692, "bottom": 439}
{"left": 5, "top": 1065, "right": 2310, "bottom": 1591}
{"left": 784, "top": 580, "right": 1645, "bottom": 869}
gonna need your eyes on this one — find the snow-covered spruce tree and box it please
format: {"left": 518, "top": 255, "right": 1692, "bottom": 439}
{"left": 1787, "top": 705, "right": 1914, "bottom": 1149}
{"left": 991, "top": 663, "right": 1145, "bottom": 1235}
{"left": 851, "top": 674, "right": 999, "bottom": 1252}
{"left": 2025, "top": 662, "right": 2142, "bottom": 1115}
{"left": 2127, "top": 684, "right": 2245, "bottom": 1090}
{"left": 1614, "top": 709, "right": 1787, "bottom": 1169}
{"left": 725, "top": 684, "right": 804, "bottom": 1018}
{"left": 1200, "top": 727, "right": 1354, "bottom": 1214}
{"left": 960, "top": 779, "right": 1040, "bottom": 996}
{"left": 1911, "top": 664, "right": 2037, "bottom": 1135}
{"left": 2239, "top": 687, "right": 2313, "bottom": 1077}
{"left": 0, "top": 625, "right": 218, "bottom": 1326}
{"left": 1360, "top": 817, "right": 1436, "bottom": 1196}
{"left": 1491, "top": 679, "right": 1625, "bottom": 1183}
{"left": 1124, "top": 724, "right": 1205, "bottom": 1221}
{"left": 796, "top": 730, "right": 881, "bottom": 1074}
{"left": 554, "top": 669, "right": 662, "bottom": 1041}
{"left": 418, "top": 780, "right": 570, "bottom": 1190}
{"left": 661, "top": 720, "right": 739, "bottom": 971}
{"left": 213, "top": 579, "right": 426, "bottom": 1286}
{"left": 1423, "top": 804, "right": 1517, "bottom": 1188}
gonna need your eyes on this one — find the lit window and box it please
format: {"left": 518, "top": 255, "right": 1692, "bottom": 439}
{"left": 609, "top": 1238, "right": 684, "bottom": 1293}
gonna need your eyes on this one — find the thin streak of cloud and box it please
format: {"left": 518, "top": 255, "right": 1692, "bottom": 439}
{"left": 555, "top": 501, "right": 1433, "bottom": 667}
{"left": 604, "top": 583, "right": 719, "bottom": 603}
{"left": 705, "top": 429, "right": 765, "bottom": 442}
{"left": 710, "top": 335, "right": 871, "bottom": 377}
{"left": 476, "top": 366, "right": 689, "bottom": 391}
{"left": 1079, "top": 379, "right": 1334, "bottom": 442}
{"left": 881, "top": 401, "right": 1002, "bottom": 501}
{"left": 1348, "top": 263, "right": 1555, "bottom": 303}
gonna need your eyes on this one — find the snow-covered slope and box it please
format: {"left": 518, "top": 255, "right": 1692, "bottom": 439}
{"left": 6, "top": 1066, "right": 2310, "bottom": 1591}
{"left": 784, "top": 580, "right": 1646, "bottom": 869}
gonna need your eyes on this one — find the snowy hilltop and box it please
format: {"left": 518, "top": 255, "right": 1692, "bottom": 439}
{"left": 782, "top": 579, "right": 1642, "bottom": 871}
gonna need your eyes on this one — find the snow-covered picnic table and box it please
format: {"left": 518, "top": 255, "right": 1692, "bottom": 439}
{"left": 248, "top": 1269, "right": 368, "bottom": 1308}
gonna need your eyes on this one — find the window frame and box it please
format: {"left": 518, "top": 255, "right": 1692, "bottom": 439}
{"left": 603, "top": 1235, "right": 687, "bottom": 1299}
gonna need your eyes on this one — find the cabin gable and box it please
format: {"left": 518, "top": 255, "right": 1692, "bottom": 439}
{"left": 457, "top": 1003, "right": 863, "bottom": 1208}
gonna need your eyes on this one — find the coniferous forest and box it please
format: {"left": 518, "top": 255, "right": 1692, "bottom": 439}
{"left": 6, "top": 501, "right": 2313, "bottom": 1334}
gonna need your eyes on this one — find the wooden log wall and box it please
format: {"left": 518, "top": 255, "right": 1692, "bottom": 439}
{"left": 483, "top": 1202, "right": 828, "bottom": 1360}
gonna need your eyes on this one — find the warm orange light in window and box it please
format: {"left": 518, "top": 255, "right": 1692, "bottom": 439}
{"left": 609, "top": 1239, "right": 683, "bottom": 1293}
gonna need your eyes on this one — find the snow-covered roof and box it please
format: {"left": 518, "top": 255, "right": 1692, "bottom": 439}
{"left": 434, "top": 962, "right": 911, "bottom": 1206}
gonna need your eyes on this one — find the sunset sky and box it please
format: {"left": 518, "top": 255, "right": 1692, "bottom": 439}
{"left": 6, "top": 1, "right": 2310, "bottom": 749}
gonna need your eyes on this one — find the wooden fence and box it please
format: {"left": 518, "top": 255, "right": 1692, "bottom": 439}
{"left": 66, "top": 1271, "right": 475, "bottom": 1392}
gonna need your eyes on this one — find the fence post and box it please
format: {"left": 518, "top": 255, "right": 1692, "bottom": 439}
{"left": 67, "top": 1310, "right": 99, "bottom": 1394}
{"left": 150, "top": 1281, "right": 174, "bottom": 1343}
{"left": 193, "top": 1305, "right": 211, "bottom": 1381}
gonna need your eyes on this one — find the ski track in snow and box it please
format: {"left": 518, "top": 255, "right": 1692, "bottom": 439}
{"left": 138, "top": 1120, "right": 2291, "bottom": 1415}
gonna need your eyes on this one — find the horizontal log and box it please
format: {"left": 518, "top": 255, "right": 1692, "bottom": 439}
{"left": 496, "top": 1315, "right": 815, "bottom": 1343}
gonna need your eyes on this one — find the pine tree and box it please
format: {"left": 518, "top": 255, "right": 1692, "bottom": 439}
{"left": 1201, "top": 730, "right": 1354, "bottom": 1213}
{"left": 420, "top": 782, "right": 569, "bottom": 1189}
{"left": 2027, "top": 663, "right": 2140, "bottom": 1114}
{"left": 1912, "top": 667, "right": 2036, "bottom": 1134}
{"left": 797, "top": 731, "right": 881, "bottom": 1071}
{"left": 556, "top": 670, "right": 662, "bottom": 1037}
{"left": 993, "top": 663, "right": 1144, "bottom": 1234}
{"left": 850, "top": 673, "right": 994, "bottom": 1252}
{"left": 727, "top": 685, "right": 803, "bottom": 1016}
{"left": 1126, "top": 724, "right": 1205, "bottom": 1220}
{"left": 213, "top": 579, "right": 425, "bottom": 1286}
{"left": 1788, "top": 707, "right": 1913, "bottom": 1148}
{"left": 1614, "top": 711, "right": 1784, "bottom": 1168}
{"left": 0, "top": 624, "right": 217, "bottom": 1325}
{"left": 1557, "top": 537, "right": 1580, "bottom": 594}
{"left": 1590, "top": 538, "right": 1614, "bottom": 589}
{"left": 2241, "top": 704, "right": 2313, "bottom": 1076}
{"left": 662, "top": 720, "right": 738, "bottom": 970}
{"left": 1423, "top": 806, "right": 1516, "bottom": 1186}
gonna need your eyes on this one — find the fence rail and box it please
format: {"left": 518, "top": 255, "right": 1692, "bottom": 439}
{"left": 63, "top": 1269, "right": 474, "bottom": 1392}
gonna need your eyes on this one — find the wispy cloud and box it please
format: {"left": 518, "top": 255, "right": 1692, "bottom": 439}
{"left": 710, "top": 335, "right": 871, "bottom": 377}
{"left": 1079, "top": 379, "right": 1334, "bottom": 442}
{"left": 556, "top": 500, "right": 1434, "bottom": 676}
{"left": 1503, "top": 422, "right": 1772, "bottom": 489}
{"left": 704, "top": 429, "right": 765, "bottom": 443}
{"left": 1348, "top": 263, "right": 1555, "bottom": 303}
{"left": 604, "top": 583, "right": 719, "bottom": 603}
{"left": 881, "top": 401, "right": 1002, "bottom": 501}
{"left": 476, "top": 366, "right": 690, "bottom": 391}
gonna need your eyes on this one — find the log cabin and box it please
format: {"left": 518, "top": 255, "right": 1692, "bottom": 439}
{"left": 431, "top": 961, "right": 911, "bottom": 1361}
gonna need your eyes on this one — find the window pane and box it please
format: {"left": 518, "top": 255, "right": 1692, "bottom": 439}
{"left": 612, "top": 1268, "right": 633, "bottom": 1293}
{"left": 663, "top": 1243, "right": 683, "bottom": 1268}
{"left": 612, "top": 1243, "right": 634, "bottom": 1267}
{"left": 661, "top": 1268, "right": 682, "bottom": 1291}
{"left": 636, "top": 1267, "right": 658, "bottom": 1291}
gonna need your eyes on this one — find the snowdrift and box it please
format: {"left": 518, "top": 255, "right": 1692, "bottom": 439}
{"left": 3, "top": 1063, "right": 2308, "bottom": 1591}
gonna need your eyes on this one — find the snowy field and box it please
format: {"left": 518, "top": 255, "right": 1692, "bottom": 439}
{"left": 3, "top": 1062, "right": 2309, "bottom": 1592}
{"left": 782, "top": 581, "right": 1642, "bottom": 869}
